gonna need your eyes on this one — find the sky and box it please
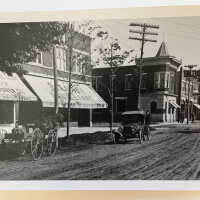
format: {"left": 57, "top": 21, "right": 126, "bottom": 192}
{"left": 90, "top": 16, "right": 200, "bottom": 68}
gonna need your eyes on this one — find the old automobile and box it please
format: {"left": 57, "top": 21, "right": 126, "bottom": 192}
{"left": 112, "top": 110, "right": 151, "bottom": 144}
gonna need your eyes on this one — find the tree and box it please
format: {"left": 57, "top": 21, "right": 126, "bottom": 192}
{"left": 0, "top": 22, "right": 68, "bottom": 69}
{"left": 57, "top": 22, "right": 92, "bottom": 137}
{"left": 91, "top": 29, "right": 134, "bottom": 132}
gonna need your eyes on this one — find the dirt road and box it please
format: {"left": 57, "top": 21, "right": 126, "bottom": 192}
{"left": 1, "top": 123, "right": 200, "bottom": 180}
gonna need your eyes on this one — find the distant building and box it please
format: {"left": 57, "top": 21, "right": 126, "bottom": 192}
{"left": 137, "top": 42, "right": 182, "bottom": 122}
{"left": 177, "top": 66, "right": 200, "bottom": 122}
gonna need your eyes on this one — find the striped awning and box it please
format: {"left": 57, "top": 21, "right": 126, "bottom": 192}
{"left": 194, "top": 104, "right": 200, "bottom": 110}
{"left": 24, "top": 74, "right": 107, "bottom": 109}
{"left": 0, "top": 72, "right": 37, "bottom": 101}
{"left": 169, "top": 101, "right": 181, "bottom": 109}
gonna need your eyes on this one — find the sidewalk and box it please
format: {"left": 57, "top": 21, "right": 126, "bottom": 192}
{"left": 57, "top": 121, "right": 200, "bottom": 138}
{"left": 57, "top": 126, "right": 112, "bottom": 138}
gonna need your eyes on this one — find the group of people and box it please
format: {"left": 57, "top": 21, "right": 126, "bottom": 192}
{"left": 178, "top": 111, "right": 196, "bottom": 123}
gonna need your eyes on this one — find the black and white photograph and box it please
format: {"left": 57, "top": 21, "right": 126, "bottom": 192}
{"left": 1, "top": 14, "right": 200, "bottom": 181}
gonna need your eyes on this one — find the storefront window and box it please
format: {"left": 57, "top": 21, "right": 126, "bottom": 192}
{"left": 115, "top": 98, "right": 127, "bottom": 113}
{"left": 0, "top": 101, "right": 14, "bottom": 124}
{"left": 150, "top": 101, "right": 157, "bottom": 113}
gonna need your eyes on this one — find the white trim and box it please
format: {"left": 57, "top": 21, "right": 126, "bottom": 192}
{"left": 115, "top": 97, "right": 128, "bottom": 100}
{"left": 56, "top": 44, "right": 90, "bottom": 56}
{"left": 26, "top": 72, "right": 91, "bottom": 85}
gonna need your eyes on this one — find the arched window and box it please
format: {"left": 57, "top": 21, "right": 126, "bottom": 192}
{"left": 151, "top": 101, "right": 157, "bottom": 113}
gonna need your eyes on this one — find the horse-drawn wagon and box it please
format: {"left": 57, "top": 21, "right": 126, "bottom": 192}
{"left": 0, "top": 117, "right": 59, "bottom": 160}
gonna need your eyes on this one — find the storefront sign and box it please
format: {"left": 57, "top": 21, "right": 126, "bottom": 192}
{"left": 184, "top": 70, "right": 200, "bottom": 77}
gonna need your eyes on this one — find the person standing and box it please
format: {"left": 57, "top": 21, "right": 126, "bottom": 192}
{"left": 145, "top": 110, "right": 151, "bottom": 125}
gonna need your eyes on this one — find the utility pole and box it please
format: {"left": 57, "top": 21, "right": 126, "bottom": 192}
{"left": 177, "top": 66, "right": 183, "bottom": 122}
{"left": 66, "top": 23, "right": 74, "bottom": 137}
{"left": 110, "top": 43, "right": 114, "bottom": 134}
{"left": 184, "top": 64, "right": 197, "bottom": 124}
{"left": 129, "top": 23, "right": 159, "bottom": 110}
{"left": 53, "top": 46, "right": 59, "bottom": 115}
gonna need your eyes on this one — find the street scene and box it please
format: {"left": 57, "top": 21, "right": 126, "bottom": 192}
{"left": 0, "top": 16, "right": 200, "bottom": 180}
{"left": 0, "top": 123, "right": 200, "bottom": 180}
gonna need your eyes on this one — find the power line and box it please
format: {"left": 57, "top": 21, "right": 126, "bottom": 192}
{"left": 129, "top": 22, "right": 159, "bottom": 110}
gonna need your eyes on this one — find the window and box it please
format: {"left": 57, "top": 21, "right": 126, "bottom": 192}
{"left": 150, "top": 101, "right": 157, "bottom": 113}
{"left": 56, "top": 47, "right": 66, "bottom": 71}
{"left": 166, "top": 72, "right": 170, "bottom": 89}
{"left": 72, "top": 53, "right": 88, "bottom": 74}
{"left": 169, "top": 72, "right": 175, "bottom": 93}
{"left": 95, "top": 76, "right": 103, "bottom": 91}
{"left": 154, "top": 72, "right": 166, "bottom": 89}
{"left": 182, "top": 81, "right": 186, "bottom": 96}
{"left": 141, "top": 73, "right": 148, "bottom": 90}
{"left": 115, "top": 98, "right": 127, "bottom": 113}
{"left": 160, "top": 72, "right": 165, "bottom": 88}
{"left": 92, "top": 77, "right": 97, "bottom": 90}
{"left": 125, "top": 74, "right": 134, "bottom": 90}
{"left": 154, "top": 71, "right": 175, "bottom": 91}
{"left": 110, "top": 75, "right": 118, "bottom": 91}
{"left": 35, "top": 52, "right": 43, "bottom": 65}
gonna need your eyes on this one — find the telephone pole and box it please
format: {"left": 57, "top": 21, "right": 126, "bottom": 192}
{"left": 129, "top": 23, "right": 159, "bottom": 110}
{"left": 53, "top": 46, "right": 59, "bottom": 115}
{"left": 184, "top": 64, "right": 197, "bottom": 124}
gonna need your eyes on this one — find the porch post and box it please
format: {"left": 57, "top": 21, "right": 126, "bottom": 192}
{"left": 89, "top": 108, "right": 93, "bottom": 127}
{"left": 13, "top": 102, "right": 16, "bottom": 125}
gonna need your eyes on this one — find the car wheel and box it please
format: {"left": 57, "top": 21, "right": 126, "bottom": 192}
{"left": 122, "top": 136, "right": 127, "bottom": 144}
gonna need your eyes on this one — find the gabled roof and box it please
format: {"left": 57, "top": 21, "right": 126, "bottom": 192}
{"left": 156, "top": 41, "right": 170, "bottom": 57}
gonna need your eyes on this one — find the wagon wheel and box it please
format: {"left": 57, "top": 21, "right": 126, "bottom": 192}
{"left": 31, "top": 128, "right": 44, "bottom": 160}
{"left": 138, "top": 129, "right": 143, "bottom": 144}
{"left": 47, "top": 129, "right": 57, "bottom": 156}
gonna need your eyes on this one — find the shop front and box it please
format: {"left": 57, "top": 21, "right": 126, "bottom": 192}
{"left": 0, "top": 71, "right": 37, "bottom": 138}
{"left": 23, "top": 74, "right": 107, "bottom": 127}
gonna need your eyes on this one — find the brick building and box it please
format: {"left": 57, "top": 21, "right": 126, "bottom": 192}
{"left": 92, "top": 42, "right": 187, "bottom": 123}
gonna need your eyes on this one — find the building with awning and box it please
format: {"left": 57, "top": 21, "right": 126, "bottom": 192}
{"left": 0, "top": 72, "right": 36, "bottom": 102}
{"left": 0, "top": 71, "right": 37, "bottom": 126}
{"left": 24, "top": 74, "right": 107, "bottom": 109}
{"left": 16, "top": 30, "right": 108, "bottom": 127}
